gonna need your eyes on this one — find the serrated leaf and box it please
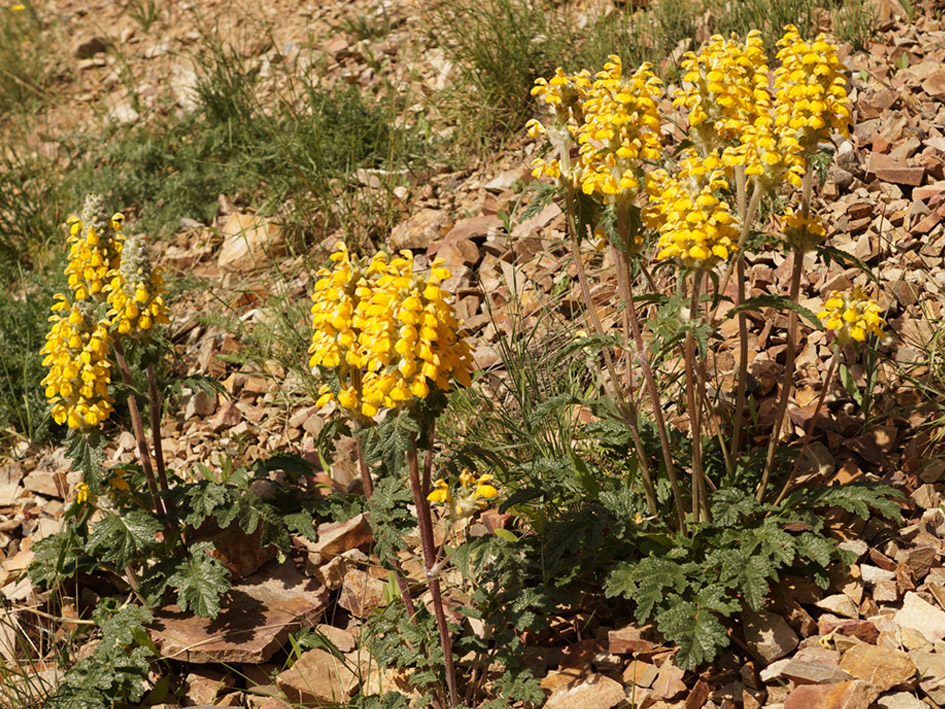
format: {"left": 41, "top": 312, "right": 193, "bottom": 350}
{"left": 729, "top": 295, "right": 822, "bottom": 329}
{"left": 656, "top": 591, "right": 731, "bottom": 669}
{"left": 493, "top": 528, "right": 518, "bottom": 543}
{"left": 85, "top": 511, "right": 161, "bottom": 568}
{"left": 167, "top": 542, "right": 231, "bottom": 619}
{"left": 180, "top": 481, "right": 231, "bottom": 527}
{"left": 796, "top": 532, "right": 834, "bottom": 569}
{"left": 65, "top": 429, "right": 105, "bottom": 493}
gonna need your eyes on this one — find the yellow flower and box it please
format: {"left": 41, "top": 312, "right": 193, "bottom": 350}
{"left": 105, "top": 234, "right": 170, "bottom": 339}
{"left": 41, "top": 297, "right": 115, "bottom": 430}
{"left": 75, "top": 482, "right": 90, "bottom": 505}
{"left": 309, "top": 244, "right": 474, "bottom": 415}
{"left": 108, "top": 471, "right": 130, "bottom": 492}
{"left": 427, "top": 479, "right": 451, "bottom": 504}
{"left": 818, "top": 286, "right": 885, "bottom": 345}
{"left": 426, "top": 473, "right": 499, "bottom": 518}
{"left": 10, "top": 4, "right": 26, "bottom": 10}
{"left": 647, "top": 150, "right": 738, "bottom": 269}
{"left": 782, "top": 207, "right": 826, "bottom": 251}
{"left": 64, "top": 195, "right": 125, "bottom": 302}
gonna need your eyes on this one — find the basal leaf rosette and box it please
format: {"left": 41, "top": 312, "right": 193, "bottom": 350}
{"left": 310, "top": 244, "right": 474, "bottom": 418}
{"left": 64, "top": 194, "right": 125, "bottom": 302}
{"left": 647, "top": 151, "right": 739, "bottom": 269}
{"left": 774, "top": 25, "right": 851, "bottom": 186}
{"left": 105, "top": 234, "right": 171, "bottom": 338}
{"left": 40, "top": 296, "right": 115, "bottom": 430}
{"left": 818, "top": 286, "right": 885, "bottom": 345}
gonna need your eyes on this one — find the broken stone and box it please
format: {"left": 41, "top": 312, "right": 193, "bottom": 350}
{"left": 544, "top": 673, "right": 626, "bottom": 709}
{"left": 388, "top": 208, "right": 449, "bottom": 251}
{"left": 783, "top": 680, "right": 874, "bottom": 709}
{"left": 22, "top": 471, "right": 66, "bottom": 499}
{"left": 876, "top": 692, "right": 929, "bottom": 709}
{"left": 150, "top": 561, "right": 328, "bottom": 663}
{"left": 608, "top": 624, "right": 657, "bottom": 654}
{"left": 818, "top": 618, "right": 879, "bottom": 645}
{"left": 651, "top": 659, "right": 686, "bottom": 700}
{"left": 310, "top": 513, "right": 373, "bottom": 558}
{"left": 780, "top": 660, "right": 854, "bottom": 685}
{"left": 910, "top": 651, "right": 945, "bottom": 703}
{"left": 895, "top": 592, "right": 945, "bottom": 642}
{"left": 337, "top": 568, "right": 387, "bottom": 618}
{"left": 622, "top": 660, "right": 658, "bottom": 688}
{"left": 276, "top": 648, "right": 358, "bottom": 705}
{"left": 839, "top": 644, "right": 915, "bottom": 694}
{"left": 861, "top": 565, "right": 897, "bottom": 585}
{"left": 743, "top": 609, "right": 799, "bottom": 663}
{"left": 218, "top": 213, "right": 286, "bottom": 273}
{"left": 817, "top": 594, "right": 859, "bottom": 619}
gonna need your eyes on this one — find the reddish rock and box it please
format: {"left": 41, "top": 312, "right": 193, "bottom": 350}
{"left": 922, "top": 70, "right": 945, "bottom": 98}
{"left": 310, "top": 513, "right": 373, "bottom": 558}
{"left": 337, "top": 568, "right": 387, "bottom": 617}
{"left": 150, "top": 561, "right": 328, "bottom": 663}
{"left": 838, "top": 644, "right": 915, "bottom": 694}
{"left": 818, "top": 618, "right": 879, "bottom": 645}
{"left": 783, "top": 680, "right": 873, "bottom": 709}
{"left": 651, "top": 659, "right": 686, "bottom": 700}
{"left": 442, "top": 214, "right": 503, "bottom": 242}
{"left": 218, "top": 213, "right": 286, "bottom": 273}
{"left": 608, "top": 624, "right": 658, "bottom": 654}
{"left": 867, "top": 153, "right": 926, "bottom": 186}
{"left": 544, "top": 673, "right": 625, "bottom": 709}
{"left": 388, "top": 208, "right": 450, "bottom": 251}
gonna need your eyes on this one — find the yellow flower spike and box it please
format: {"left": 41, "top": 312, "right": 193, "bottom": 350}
{"left": 64, "top": 194, "right": 125, "bottom": 304}
{"left": 474, "top": 474, "right": 499, "bottom": 499}
{"left": 818, "top": 286, "right": 886, "bottom": 346}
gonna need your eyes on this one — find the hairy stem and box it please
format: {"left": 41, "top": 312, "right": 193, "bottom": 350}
{"left": 621, "top": 250, "right": 687, "bottom": 532}
{"left": 566, "top": 191, "right": 659, "bottom": 517}
{"left": 145, "top": 364, "right": 171, "bottom": 503}
{"left": 684, "top": 272, "right": 708, "bottom": 522}
{"left": 113, "top": 340, "right": 164, "bottom": 521}
{"left": 408, "top": 434, "right": 459, "bottom": 707}
{"left": 352, "top": 432, "right": 419, "bottom": 624}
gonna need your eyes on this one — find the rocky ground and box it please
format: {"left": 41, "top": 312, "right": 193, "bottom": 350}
{"left": 3, "top": 0, "right": 945, "bottom": 706}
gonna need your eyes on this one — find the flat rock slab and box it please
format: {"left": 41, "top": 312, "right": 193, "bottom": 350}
{"left": 838, "top": 644, "right": 915, "bottom": 694}
{"left": 784, "top": 679, "right": 874, "bottom": 709}
{"left": 150, "top": 560, "right": 328, "bottom": 663}
{"left": 544, "top": 673, "right": 626, "bottom": 709}
{"left": 276, "top": 647, "right": 359, "bottom": 705}
{"left": 895, "top": 592, "right": 945, "bottom": 642}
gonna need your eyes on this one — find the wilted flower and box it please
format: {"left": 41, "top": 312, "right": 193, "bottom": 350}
{"left": 818, "top": 286, "right": 885, "bottom": 344}
{"left": 40, "top": 296, "right": 115, "bottom": 429}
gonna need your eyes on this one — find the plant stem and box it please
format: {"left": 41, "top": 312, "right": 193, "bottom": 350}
{"left": 145, "top": 364, "right": 171, "bottom": 503}
{"left": 566, "top": 192, "right": 659, "bottom": 517}
{"left": 683, "top": 271, "right": 709, "bottom": 522}
{"left": 620, "top": 250, "right": 687, "bottom": 533}
{"left": 352, "top": 432, "right": 418, "bottom": 623}
{"left": 773, "top": 354, "right": 837, "bottom": 506}
{"left": 408, "top": 433, "right": 459, "bottom": 708}
{"left": 112, "top": 340, "right": 164, "bottom": 521}
{"left": 757, "top": 164, "right": 813, "bottom": 502}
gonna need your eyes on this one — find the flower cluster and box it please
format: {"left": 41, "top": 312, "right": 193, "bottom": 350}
{"left": 674, "top": 31, "right": 771, "bottom": 157}
{"left": 818, "top": 286, "right": 886, "bottom": 344}
{"left": 64, "top": 194, "right": 125, "bottom": 301}
{"left": 647, "top": 151, "right": 739, "bottom": 268}
{"left": 427, "top": 471, "right": 498, "bottom": 519}
{"left": 310, "top": 244, "right": 474, "bottom": 417}
{"left": 40, "top": 297, "right": 115, "bottom": 429}
{"left": 782, "top": 208, "right": 826, "bottom": 251}
{"left": 106, "top": 234, "right": 170, "bottom": 337}
{"left": 528, "top": 57, "right": 663, "bottom": 204}
{"left": 773, "top": 25, "right": 851, "bottom": 186}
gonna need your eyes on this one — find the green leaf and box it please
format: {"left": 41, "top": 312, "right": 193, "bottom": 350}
{"left": 493, "top": 528, "right": 519, "bottom": 543}
{"left": 656, "top": 587, "right": 734, "bottom": 669}
{"left": 180, "top": 481, "right": 231, "bottom": 527}
{"left": 167, "top": 542, "right": 231, "bottom": 619}
{"left": 729, "top": 295, "right": 822, "bottom": 329}
{"left": 85, "top": 511, "right": 161, "bottom": 568}
{"left": 838, "top": 362, "right": 862, "bottom": 408}
{"left": 65, "top": 428, "right": 105, "bottom": 493}
{"left": 604, "top": 557, "right": 696, "bottom": 622}
{"left": 570, "top": 451, "right": 601, "bottom": 499}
